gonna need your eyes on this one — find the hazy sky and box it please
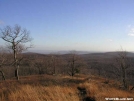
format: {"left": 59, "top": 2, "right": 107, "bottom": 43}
{"left": 1, "top": 0, "right": 134, "bottom": 52}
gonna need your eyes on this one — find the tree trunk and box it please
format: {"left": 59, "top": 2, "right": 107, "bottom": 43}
{"left": 53, "top": 65, "right": 56, "bottom": 75}
{"left": 15, "top": 65, "right": 19, "bottom": 80}
{"left": 121, "top": 63, "right": 128, "bottom": 89}
{"left": 71, "top": 72, "right": 74, "bottom": 77}
{"left": 38, "top": 67, "right": 42, "bottom": 75}
{"left": 122, "top": 68, "right": 127, "bottom": 89}
{"left": 13, "top": 43, "right": 19, "bottom": 80}
{"left": 71, "top": 58, "right": 75, "bottom": 77}
{"left": 0, "top": 71, "right": 5, "bottom": 80}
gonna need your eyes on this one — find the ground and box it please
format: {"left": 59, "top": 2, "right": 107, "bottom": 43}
{"left": 0, "top": 74, "right": 134, "bottom": 101}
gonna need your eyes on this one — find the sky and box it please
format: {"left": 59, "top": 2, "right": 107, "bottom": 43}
{"left": 1, "top": 0, "right": 134, "bottom": 53}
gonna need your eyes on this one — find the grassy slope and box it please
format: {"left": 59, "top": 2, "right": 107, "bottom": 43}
{"left": 0, "top": 74, "right": 134, "bottom": 101}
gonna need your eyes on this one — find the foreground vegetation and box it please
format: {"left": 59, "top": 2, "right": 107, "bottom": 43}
{"left": 0, "top": 74, "right": 133, "bottom": 101}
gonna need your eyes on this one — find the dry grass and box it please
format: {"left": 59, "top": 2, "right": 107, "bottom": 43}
{"left": 0, "top": 74, "right": 134, "bottom": 101}
{"left": 6, "top": 85, "right": 79, "bottom": 101}
{"left": 78, "top": 81, "right": 134, "bottom": 101}
{"left": 0, "top": 75, "right": 82, "bottom": 101}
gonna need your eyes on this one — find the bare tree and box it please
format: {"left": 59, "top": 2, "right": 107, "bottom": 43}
{"left": 51, "top": 55, "right": 56, "bottom": 75}
{"left": 34, "top": 55, "right": 49, "bottom": 75}
{"left": 49, "top": 55, "right": 61, "bottom": 75}
{"left": 23, "top": 56, "right": 35, "bottom": 75}
{"left": 67, "top": 51, "right": 82, "bottom": 77}
{"left": 0, "top": 47, "right": 7, "bottom": 80}
{"left": 34, "top": 58, "right": 44, "bottom": 75}
{"left": 115, "top": 51, "right": 130, "bottom": 89}
{"left": 0, "top": 25, "right": 33, "bottom": 80}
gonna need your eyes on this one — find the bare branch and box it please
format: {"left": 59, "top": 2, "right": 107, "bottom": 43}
{"left": 0, "top": 24, "right": 33, "bottom": 80}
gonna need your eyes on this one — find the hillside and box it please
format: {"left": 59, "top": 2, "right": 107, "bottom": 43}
{"left": 21, "top": 51, "right": 134, "bottom": 85}
{"left": 0, "top": 74, "right": 134, "bottom": 101}
{"left": 1, "top": 51, "right": 134, "bottom": 101}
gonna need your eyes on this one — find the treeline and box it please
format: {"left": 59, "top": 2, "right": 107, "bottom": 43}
{"left": 1, "top": 48, "right": 134, "bottom": 90}
{"left": 0, "top": 25, "right": 134, "bottom": 90}
{"left": 0, "top": 50, "right": 86, "bottom": 78}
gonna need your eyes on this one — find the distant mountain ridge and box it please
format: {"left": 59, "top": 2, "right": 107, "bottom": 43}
{"left": 25, "top": 50, "right": 134, "bottom": 57}
{"left": 27, "top": 50, "right": 94, "bottom": 54}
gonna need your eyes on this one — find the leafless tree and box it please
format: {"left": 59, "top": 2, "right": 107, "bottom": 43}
{"left": 49, "top": 55, "right": 62, "bottom": 75}
{"left": 34, "top": 55, "right": 49, "bottom": 75}
{"left": 51, "top": 55, "right": 56, "bottom": 75}
{"left": 67, "top": 51, "right": 82, "bottom": 77}
{"left": 0, "top": 25, "right": 33, "bottom": 80}
{"left": 23, "top": 56, "right": 35, "bottom": 75}
{"left": 115, "top": 51, "right": 130, "bottom": 89}
{"left": 34, "top": 58, "right": 44, "bottom": 75}
{"left": 0, "top": 47, "right": 7, "bottom": 80}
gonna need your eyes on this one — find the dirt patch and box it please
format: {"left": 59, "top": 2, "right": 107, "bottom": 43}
{"left": 77, "top": 87, "right": 95, "bottom": 101}
{"left": 83, "top": 97, "right": 95, "bottom": 101}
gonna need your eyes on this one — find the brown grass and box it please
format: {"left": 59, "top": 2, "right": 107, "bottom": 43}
{"left": 0, "top": 74, "right": 134, "bottom": 101}
{"left": 6, "top": 85, "right": 79, "bottom": 101}
{"left": 78, "top": 81, "right": 134, "bottom": 101}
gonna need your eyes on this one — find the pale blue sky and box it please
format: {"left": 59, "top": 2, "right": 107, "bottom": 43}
{"left": 1, "top": 0, "right": 134, "bottom": 52}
